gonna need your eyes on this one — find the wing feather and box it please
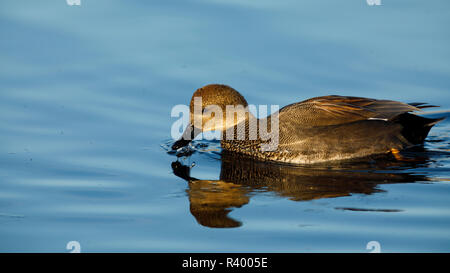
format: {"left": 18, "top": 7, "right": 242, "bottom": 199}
{"left": 278, "top": 95, "right": 421, "bottom": 127}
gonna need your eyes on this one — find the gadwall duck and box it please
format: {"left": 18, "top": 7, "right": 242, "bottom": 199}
{"left": 172, "top": 84, "right": 443, "bottom": 164}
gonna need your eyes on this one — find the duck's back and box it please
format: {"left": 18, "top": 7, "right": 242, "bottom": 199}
{"left": 278, "top": 95, "right": 421, "bottom": 127}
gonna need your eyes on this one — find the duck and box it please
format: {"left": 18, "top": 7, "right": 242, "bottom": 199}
{"left": 172, "top": 84, "right": 443, "bottom": 164}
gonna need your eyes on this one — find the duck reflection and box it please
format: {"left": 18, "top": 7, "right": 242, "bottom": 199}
{"left": 171, "top": 149, "right": 431, "bottom": 228}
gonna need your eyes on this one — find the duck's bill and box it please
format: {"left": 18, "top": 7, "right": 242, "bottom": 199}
{"left": 172, "top": 124, "right": 198, "bottom": 150}
{"left": 172, "top": 138, "right": 191, "bottom": 150}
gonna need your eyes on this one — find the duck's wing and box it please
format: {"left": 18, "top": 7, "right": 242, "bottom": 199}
{"left": 278, "top": 95, "right": 422, "bottom": 127}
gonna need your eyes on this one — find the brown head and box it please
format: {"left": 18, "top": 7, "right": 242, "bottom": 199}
{"left": 172, "top": 84, "right": 249, "bottom": 150}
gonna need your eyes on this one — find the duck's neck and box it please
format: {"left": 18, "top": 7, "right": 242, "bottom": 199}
{"left": 220, "top": 112, "right": 279, "bottom": 153}
{"left": 221, "top": 112, "right": 258, "bottom": 142}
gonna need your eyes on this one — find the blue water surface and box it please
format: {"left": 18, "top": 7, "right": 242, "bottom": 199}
{"left": 0, "top": 0, "right": 449, "bottom": 252}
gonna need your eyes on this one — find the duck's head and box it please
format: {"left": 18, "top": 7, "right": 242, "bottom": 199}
{"left": 172, "top": 84, "right": 249, "bottom": 150}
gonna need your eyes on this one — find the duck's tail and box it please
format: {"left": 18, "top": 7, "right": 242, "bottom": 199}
{"left": 393, "top": 113, "right": 445, "bottom": 145}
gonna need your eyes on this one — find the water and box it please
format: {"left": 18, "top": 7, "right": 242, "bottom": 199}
{"left": 0, "top": 0, "right": 449, "bottom": 252}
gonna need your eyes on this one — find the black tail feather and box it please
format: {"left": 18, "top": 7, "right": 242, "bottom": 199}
{"left": 392, "top": 113, "right": 445, "bottom": 145}
{"left": 408, "top": 102, "right": 440, "bottom": 109}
